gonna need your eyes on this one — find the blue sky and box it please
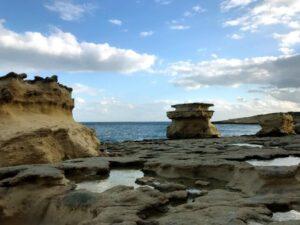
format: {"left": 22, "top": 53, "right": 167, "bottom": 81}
{"left": 0, "top": 0, "right": 300, "bottom": 121}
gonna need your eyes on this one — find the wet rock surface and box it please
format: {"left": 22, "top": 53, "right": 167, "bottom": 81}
{"left": 1, "top": 134, "right": 300, "bottom": 224}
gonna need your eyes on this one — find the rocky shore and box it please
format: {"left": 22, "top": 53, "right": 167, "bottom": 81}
{"left": 1, "top": 73, "right": 300, "bottom": 225}
{"left": 1, "top": 134, "right": 300, "bottom": 225}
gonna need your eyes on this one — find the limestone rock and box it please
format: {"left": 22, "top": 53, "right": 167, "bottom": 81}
{"left": 167, "top": 103, "right": 220, "bottom": 139}
{"left": 0, "top": 72, "right": 101, "bottom": 167}
{"left": 256, "top": 113, "right": 295, "bottom": 137}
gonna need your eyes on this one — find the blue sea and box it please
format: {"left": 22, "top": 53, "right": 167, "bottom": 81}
{"left": 83, "top": 122, "right": 261, "bottom": 142}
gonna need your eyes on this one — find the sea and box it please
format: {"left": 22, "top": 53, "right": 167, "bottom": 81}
{"left": 83, "top": 122, "right": 261, "bottom": 143}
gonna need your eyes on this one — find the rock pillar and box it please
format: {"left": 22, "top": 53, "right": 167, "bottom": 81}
{"left": 167, "top": 103, "right": 220, "bottom": 139}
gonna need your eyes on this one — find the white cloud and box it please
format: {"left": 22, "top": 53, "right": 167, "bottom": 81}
{"left": 169, "top": 24, "right": 190, "bottom": 30}
{"left": 0, "top": 20, "right": 156, "bottom": 73}
{"left": 212, "top": 96, "right": 300, "bottom": 121}
{"left": 167, "top": 54, "right": 300, "bottom": 89}
{"left": 273, "top": 30, "right": 300, "bottom": 55}
{"left": 224, "top": 0, "right": 300, "bottom": 31}
{"left": 73, "top": 97, "right": 173, "bottom": 122}
{"left": 75, "top": 97, "right": 86, "bottom": 105}
{"left": 155, "top": 0, "right": 173, "bottom": 5}
{"left": 221, "top": 0, "right": 255, "bottom": 11}
{"left": 184, "top": 5, "right": 205, "bottom": 17}
{"left": 109, "top": 19, "right": 123, "bottom": 26}
{"left": 45, "top": 0, "right": 95, "bottom": 21}
{"left": 140, "top": 31, "right": 154, "bottom": 37}
{"left": 230, "top": 33, "right": 243, "bottom": 40}
{"left": 223, "top": 0, "right": 300, "bottom": 54}
{"left": 72, "top": 83, "right": 103, "bottom": 96}
{"left": 211, "top": 53, "right": 219, "bottom": 59}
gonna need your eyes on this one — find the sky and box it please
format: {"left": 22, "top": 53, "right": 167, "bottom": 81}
{"left": 0, "top": 0, "right": 300, "bottom": 122}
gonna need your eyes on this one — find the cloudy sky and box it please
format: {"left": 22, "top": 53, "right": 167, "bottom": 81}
{"left": 1, "top": 0, "right": 300, "bottom": 121}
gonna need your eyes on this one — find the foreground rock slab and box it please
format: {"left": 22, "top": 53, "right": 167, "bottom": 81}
{"left": 1, "top": 135, "right": 300, "bottom": 224}
{"left": 0, "top": 72, "right": 101, "bottom": 167}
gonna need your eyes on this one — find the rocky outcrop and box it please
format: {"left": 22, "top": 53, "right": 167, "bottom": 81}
{"left": 216, "top": 111, "right": 300, "bottom": 127}
{"left": 167, "top": 103, "right": 220, "bottom": 139}
{"left": 256, "top": 113, "right": 295, "bottom": 137}
{"left": 0, "top": 72, "right": 100, "bottom": 167}
{"left": 290, "top": 112, "right": 300, "bottom": 134}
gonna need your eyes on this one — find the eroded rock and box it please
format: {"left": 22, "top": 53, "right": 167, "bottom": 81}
{"left": 0, "top": 72, "right": 101, "bottom": 167}
{"left": 1, "top": 134, "right": 300, "bottom": 224}
{"left": 256, "top": 113, "right": 295, "bottom": 137}
{"left": 166, "top": 103, "right": 220, "bottom": 139}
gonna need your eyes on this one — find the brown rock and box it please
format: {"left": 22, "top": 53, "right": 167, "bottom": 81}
{"left": 166, "top": 190, "right": 188, "bottom": 200}
{"left": 195, "top": 180, "right": 210, "bottom": 187}
{"left": 256, "top": 113, "right": 295, "bottom": 137}
{"left": 0, "top": 72, "right": 100, "bottom": 167}
{"left": 136, "top": 176, "right": 156, "bottom": 185}
{"left": 166, "top": 103, "right": 220, "bottom": 139}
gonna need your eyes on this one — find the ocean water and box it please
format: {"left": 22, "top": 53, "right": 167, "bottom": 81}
{"left": 83, "top": 122, "right": 261, "bottom": 142}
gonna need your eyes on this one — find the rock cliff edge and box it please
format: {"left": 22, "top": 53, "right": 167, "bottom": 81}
{"left": 0, "top": 72, "right": 100, "bottom": 167}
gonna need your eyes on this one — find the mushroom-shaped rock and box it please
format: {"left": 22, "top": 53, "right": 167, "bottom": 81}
{"left": 166, "top": 103, "right": 220, "bottom": 139}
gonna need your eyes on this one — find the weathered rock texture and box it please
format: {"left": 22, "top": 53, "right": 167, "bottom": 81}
{"left": 2, "top": 134, "right": 300, "bottom": 225}
{"left": 256, "top": 113, "right": 295, "bottom": 137}
{"left": 291, "top": 112, "right": 300, "bottom": 134}
{"left": 0, "top": 72, "right": 100, "bottom": 167}
{"left": 167, "top": 103, "right": 220, "bottom": 139}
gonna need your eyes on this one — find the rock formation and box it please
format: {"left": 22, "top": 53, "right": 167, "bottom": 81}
{"left": 256, "top": 113, "right": 295, "bottom": 137}
{"left": 0, "top": 72, "right": 100, "bottom": 167}
{"left": 216, "top": 111, "right": 300, "bottom": 130}
{"left": 290, "top": 112, "right": 300, "bottom": 134}
{"left": 167, "top": 103, "right": 220, "bottom": 139}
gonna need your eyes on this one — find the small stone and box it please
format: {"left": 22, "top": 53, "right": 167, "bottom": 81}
{"left": 195, "top": 180, "right": 210, "bottom": 187}
{"left": 136, "top": 176, "right": 155, "bottom": 185}
{"left": 154, "top": 182, "right": 186, "bottom": 192}
{"left": 166, "top": 190, "right": 188, "bottom": 200}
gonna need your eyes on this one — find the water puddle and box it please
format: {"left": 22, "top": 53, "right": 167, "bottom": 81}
{"left": 76, "top": 169, "right": 144, "bottom": 193}
{"left": 230, "top": 143, "right": 263, "bottom": 148}
{"left": 247, "top": 156, "right": 300, "bottom": 167}
{"left": 272, "top": 210, "right": 300, "bottom": 222}
{"left": 187, "top": 188, "right": 202, "bottom": 196}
